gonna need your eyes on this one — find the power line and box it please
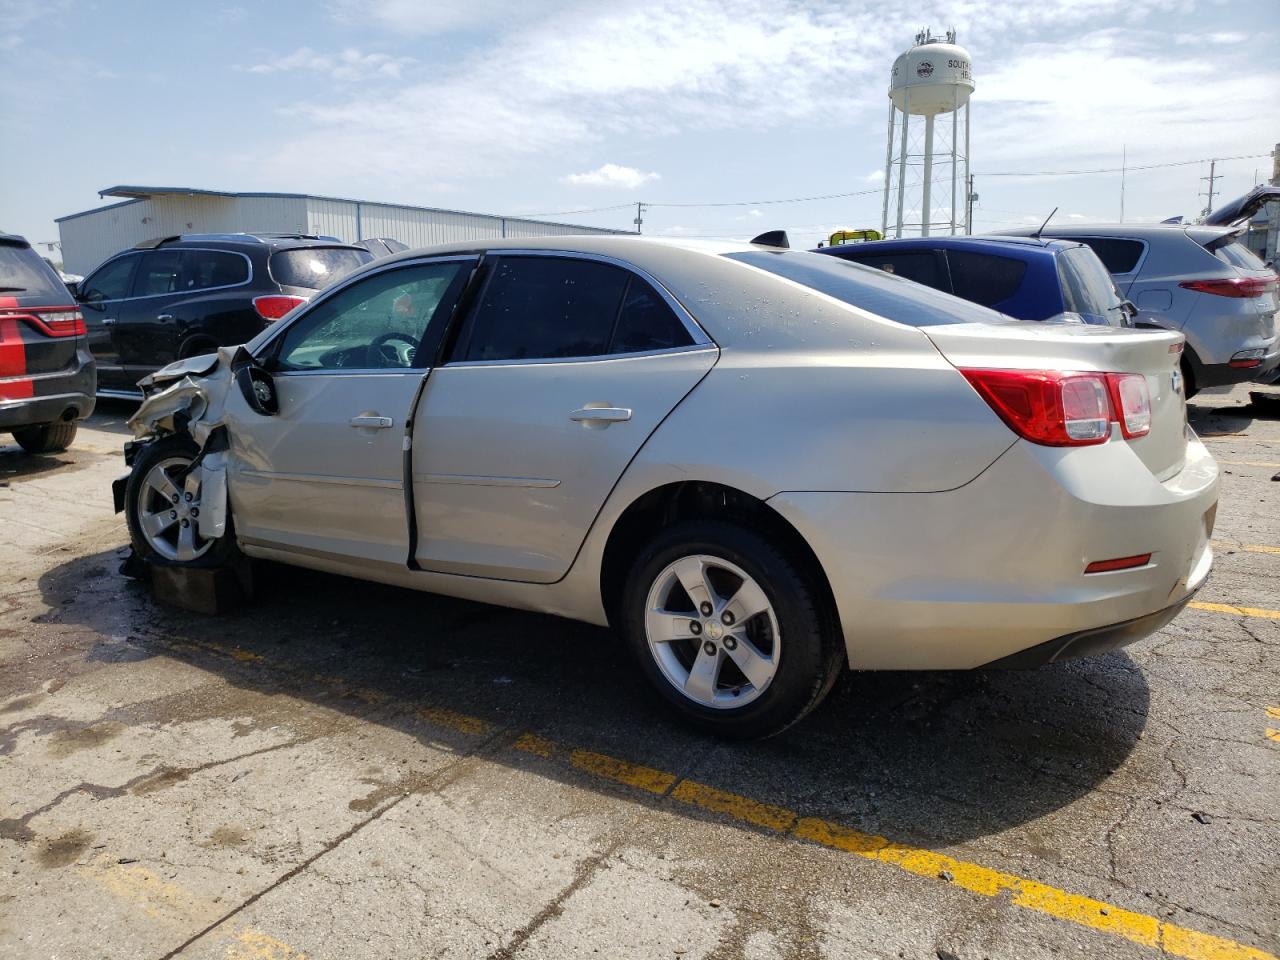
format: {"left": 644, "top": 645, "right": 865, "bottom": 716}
{"left": 646, "top": 186, "right": 884, "bottom": 208}
{"left": 976, "top": 153, "right": 1268, "bottom": 178}
{"left": 517, "top": 202, "right": 636, "bottom": 218}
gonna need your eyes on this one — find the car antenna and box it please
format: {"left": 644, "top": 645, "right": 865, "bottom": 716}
{"left": 1032, "top": 207, "right": 1058, "bottom": 241}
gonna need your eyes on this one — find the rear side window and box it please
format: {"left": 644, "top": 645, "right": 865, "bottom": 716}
{"left": 81, "top": 254, "right": 139, "bottom": 303}
{"left": 1212, "top": 240, "right": 1266, "bottom": 271}
{"left": 725, "top": 250, "right": 1010, "bottom": 327}
{"left": 0, "top": 243, "right": 67, "bottom": 302}
{"left": 134, "top": 250, "right": 185, "bottom": 297}
{"left": 270, "top": 247, "right": 372, "bottom": 290}
{"left": 180, "top": 250, "right": 249, "bottom": 290}
{"left": 457, "top": 257, "right": 630, "bottom": 361}
{"left": 1057, "top": 247, "right": 1125, "bottom": 325}
{"left": 609, "top": 277, "right": 694, "bottom": 353}
{"left": 838, "top": 251, "right": 946, "bottom": 291}
{"left": 1074, "top": 237, "right": 1145, "bottom": 274}
{"left": 945, "top": 250, "right": 1027, "bottom": 307}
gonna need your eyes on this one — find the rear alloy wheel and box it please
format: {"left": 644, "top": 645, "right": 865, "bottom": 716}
{"left": 622, "top": 520, "right": 843, "bottom": 739}
{"left": 125, "top": 436, "right": 235, "bottom": 568}
{"left": 12, "top": 421, "right": 77, "bottom": 454}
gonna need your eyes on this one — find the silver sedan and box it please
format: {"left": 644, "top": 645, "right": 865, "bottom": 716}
{"left": 118, "top": 235, "right": 1218, "bottom": 738}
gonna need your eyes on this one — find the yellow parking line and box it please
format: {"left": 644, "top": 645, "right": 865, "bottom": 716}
{"left": 1266, "top": 707, "right": 1280, "bottom": 721}
{"left": 481, "top": 720, "right": 1273, "bottom": 960}
{"left": 173, "top": 635, "right": 1277, "bottom": 960}
{"left": 1267, "top": 729, "right": 1280, "bottom": 744}
{"left": 1211, "top": 541, "right": 1280, "bottom": 556}
{"left": 1188, "top": 601, "right": 1280, "bottom": 621}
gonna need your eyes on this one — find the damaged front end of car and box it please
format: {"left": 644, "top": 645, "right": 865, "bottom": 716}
{"left": 112, "top": 346, "right": 279, "bottom": 548}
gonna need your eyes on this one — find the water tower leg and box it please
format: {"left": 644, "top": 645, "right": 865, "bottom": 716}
{"left": 921, "top": 113, "right": 934, "bottom": 237}
{"left": 964, "top": 101, "right": 972, "bottom": 235}
{"left": 895, "top": 91, "right": 909, "bottom": 238}
{"left": 881, "top": 102, "right": 895, "bottom": 237}
{"left": 950, "top": 88, "right": 959, "bottom": 235}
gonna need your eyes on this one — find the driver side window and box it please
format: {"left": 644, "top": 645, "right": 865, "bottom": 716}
{"left": 274, "top": 260, "right": 466, "bottom": 371}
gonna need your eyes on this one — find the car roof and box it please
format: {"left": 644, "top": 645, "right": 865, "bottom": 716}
{"left": 133, "top": 232, "right": 367, "bottom": 252}
{"left": 999, "top": 223, "right": 1238, "bottom": 242}
{"left": 815, "top": 235, "right": 1079, "bottom": 257}
{"left": 0, "top": 233, "right": 31, "bottom": 247}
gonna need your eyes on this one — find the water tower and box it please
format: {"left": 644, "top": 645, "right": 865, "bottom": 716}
{"left": 881, "top": 29, "right": 974, "bottom": 238}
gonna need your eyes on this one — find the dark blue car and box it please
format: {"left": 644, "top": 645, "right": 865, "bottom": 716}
{"left": 814, "top": 235, "right": 1134, "bottom": 326}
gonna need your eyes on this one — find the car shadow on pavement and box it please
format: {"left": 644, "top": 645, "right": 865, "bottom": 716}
{"left": 34, "top": 548, "right": 1150, "bottom": 851}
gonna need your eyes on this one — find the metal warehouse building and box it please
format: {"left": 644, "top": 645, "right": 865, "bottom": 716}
{"left": 56, "top": 185, "right": 630, "bottom": 275}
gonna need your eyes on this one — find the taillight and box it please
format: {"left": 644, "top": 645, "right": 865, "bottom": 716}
{"left": 961, "top": 369, "right": 1112, "bottom": 446}
{"left": 253, "top": 295, "right": 307, "bottom": 320}
{"left": 1105, "top": 373, "right": 1151, "bottom": 439}
{"left": 0, "top": 307, "right": 86, "bottom": 337}
{"left": 1178, "top": 275, "right": 1276, "bottom": 298}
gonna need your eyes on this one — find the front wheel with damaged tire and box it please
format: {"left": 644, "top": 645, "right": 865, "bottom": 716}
{"left": 125, "top": 435, "right": 237, "bottom": 569}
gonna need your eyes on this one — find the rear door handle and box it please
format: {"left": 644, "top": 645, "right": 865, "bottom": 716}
{"left": 102, "top": 317, "right": 117, "bottom": 326}
{"left": 570, "top": 406, "right": 632, "bottom": 423}
{"left": 156, "top": 314, "right": 173, "bottom": 321}
{"left": 349, "top": 415, "right": 393, "bottom": 429}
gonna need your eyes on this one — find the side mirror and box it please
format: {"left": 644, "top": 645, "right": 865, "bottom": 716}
{"left": 231, "top": 347, "right": 278, "bottom": 416}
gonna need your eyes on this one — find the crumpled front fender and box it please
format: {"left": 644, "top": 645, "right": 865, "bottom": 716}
{"left": 126, "top": 346, "right": 242, "bottom": 541}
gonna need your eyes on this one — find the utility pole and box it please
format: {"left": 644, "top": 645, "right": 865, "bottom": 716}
{"left": 1200, "top": 160, "right": 1219, "bottom": 218}
{"left": 634, "top": 202, "right": 646, "bottom": 234}
{"left": 1119, "top": 144, "right": 1126, "bottom": 223}
{"left": 965, "top": 174, "right": 976, "bottom": 235}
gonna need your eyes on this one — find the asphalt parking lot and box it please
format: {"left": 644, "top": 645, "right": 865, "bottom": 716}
{"left": 1, "top": 387, "right": 1277, "bottom": 960}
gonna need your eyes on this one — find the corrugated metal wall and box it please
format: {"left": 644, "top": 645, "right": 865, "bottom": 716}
{"left": 59, "top": 193, "right": 627, "bottom": 275}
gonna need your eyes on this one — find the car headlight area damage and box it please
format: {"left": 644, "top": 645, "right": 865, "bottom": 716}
{"left": 112, "top": 348, "right": 246, "bottom": 545}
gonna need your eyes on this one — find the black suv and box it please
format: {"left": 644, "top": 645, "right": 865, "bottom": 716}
{"left": 0, "top": 234, "right": 95, "bottom": 453}
{"left": 75, "top": 233, "right": 373, "bottom": 395}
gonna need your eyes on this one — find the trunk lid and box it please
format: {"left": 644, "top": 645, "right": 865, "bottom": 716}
{"left": 924, "top": 321, "right": 1188, "bottom": 480}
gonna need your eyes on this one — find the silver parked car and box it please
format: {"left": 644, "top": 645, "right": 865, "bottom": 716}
{"left": 1003, "top": 188, "right": 1280, "bottom": 396}
{"left": 117, "top": 235, "right": 1218, "bottom": 738}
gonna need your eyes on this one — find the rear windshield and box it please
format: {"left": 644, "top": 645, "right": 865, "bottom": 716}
{"left": 1211, "top": 239, "right": 1267, "bottom": 272}
{"left": 0, "top": 242, "right": 69, "bottom": 303}
{"left": 1057, "top": 247, "right": 1126, "bottom": 326}
{"left": 269, "top": 247, "right": 372, "bottom": 290}
{"left": 726, "top": 250, "right": 1008, "bottom": 327}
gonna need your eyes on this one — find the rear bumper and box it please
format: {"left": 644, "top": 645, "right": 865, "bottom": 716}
{"left": 981, "top": 590, "right": 1199, "bottom": 668}
{"left": 1189, "top": 340, "right": 1280, "bottom": 388}
{"left": 769, "top": 435, "right": 1219, "bottom": 670}
{"left": 0, "top": 349, "right": 96, "bottom": 430}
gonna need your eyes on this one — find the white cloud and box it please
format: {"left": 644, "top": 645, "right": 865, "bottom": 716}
{"left": 254, "top": 0, "right": 1271, "bottom": 212}
{"left": 327, "top": 0, "right": 560, "bottom": 34}
{"left": 1174, "top": 30, "right": 1247, "bottom": 45}
{"left": 563, "top": 164, "right": 660, "bottom": 189}
{"left": 243, "top": 46, "right": 415, "bottom": 81}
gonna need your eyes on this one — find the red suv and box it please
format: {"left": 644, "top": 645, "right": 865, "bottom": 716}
{"left": 0, "top": 234, "right": 95, "bottom": 453}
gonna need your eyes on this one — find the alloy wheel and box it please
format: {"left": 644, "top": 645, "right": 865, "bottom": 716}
{"left": 137, "top": 456, "right": 212, "bottom": 562}
{"left": 644, "top": 554, "right": 781, "bottom": 709}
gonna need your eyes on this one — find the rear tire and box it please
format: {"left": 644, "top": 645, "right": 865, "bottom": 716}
{"left": 12, "top": 421, "right": 77, "bottom": 454}
{"left": 620, "top": 519, "right": 843, "bottom": 739}
{"left": 125, "top": 435, "right": 237, "bottom": 569}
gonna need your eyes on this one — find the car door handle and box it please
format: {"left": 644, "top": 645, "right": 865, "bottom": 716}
{"left": 349, "top": 415, "right": 394, "bottom": 429}
{"left": 156, "top": 313, "right": 173, "bottom": 321}
{"left": 570, "top": 406, "right": 632, "bottom": 423}
{"left": 102, "top": 317, "right": 117, "bottom": 326}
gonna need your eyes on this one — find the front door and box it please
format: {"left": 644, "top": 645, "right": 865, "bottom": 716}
{"left": 117, "top": 249, "right": 186, "bottom": 381}
{"left": 77, "top": 252, "right": 140, "bottom": 392}
{"left": 225, "top": 257, "right": 475, "bottom": 564}
{"left": 413, "top": 253, "right": 717, "bottom": 582}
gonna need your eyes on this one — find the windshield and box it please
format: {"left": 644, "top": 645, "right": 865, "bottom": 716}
{"left": 1057, "top": 247, "right": 1127, "bottom": 326}
{"left": 269, "top": 247, "right": 372, "bottom": 290}
{"left": 725, "top": 250, "right": 1010, "bottom": 327}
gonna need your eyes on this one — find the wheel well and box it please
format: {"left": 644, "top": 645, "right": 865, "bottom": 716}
{"left": 178, "top": 335, "right": 220, "bottom": 359}
{"left": 599, "top": 481, "right": 842, "bottom": 641}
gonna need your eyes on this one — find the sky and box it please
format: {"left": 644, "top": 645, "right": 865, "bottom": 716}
{"left": 1, "top": 0, "right": 1276, "bottom": 256}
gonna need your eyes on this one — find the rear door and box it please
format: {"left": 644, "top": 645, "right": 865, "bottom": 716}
{"left": 412, "top": 253, "right": 717, "bottom": 582}
{"left": 226, "top": 256, "right": 474, "bottom": 564}
{"left": 76, "top": 252, "right": 140, "bottom": 391}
